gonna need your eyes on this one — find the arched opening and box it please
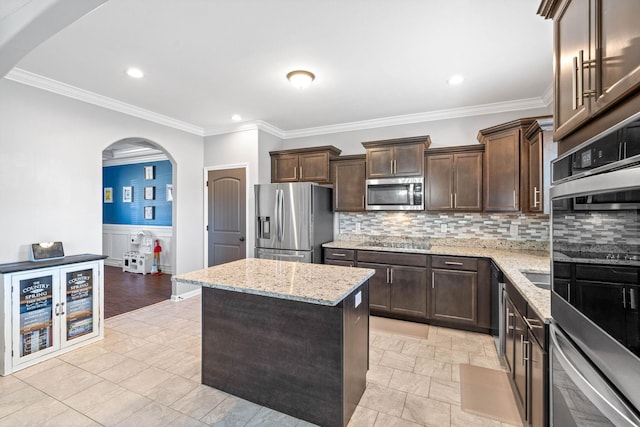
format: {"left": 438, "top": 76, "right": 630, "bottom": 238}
{"left": 101, "top": 137, "right": 177, "bottom": 317}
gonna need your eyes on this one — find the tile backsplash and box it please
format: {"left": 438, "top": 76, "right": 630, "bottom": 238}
{"left": 553, "top": 210, "right": 639, "bottom": 251}
{"left": 339, "top": 212, "right": 550, "bottom": 244}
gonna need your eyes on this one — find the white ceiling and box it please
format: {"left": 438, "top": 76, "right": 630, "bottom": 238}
{"left": 10, "top": 0, "right": 553, "bottom": 135}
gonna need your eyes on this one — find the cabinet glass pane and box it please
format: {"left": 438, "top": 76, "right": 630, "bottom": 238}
{"left": 65, "top": 269, "right": 94, "bottom": 340}
{"left": 19, "top": 275, "right": 54, "bottom": 357}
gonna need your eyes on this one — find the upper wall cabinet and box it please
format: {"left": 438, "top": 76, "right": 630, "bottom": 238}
{"left": 362, "top": 136, "right": 431, "bottom": 179}
{"left": 270, "top": 146, "right": 341, "bottom": 183}
{"left": 330, "top": 155, "right": 366, "bottom": 212}
{"left": 478, "top": 117, "right": 546, "bottom": 213}
{"left": 539, "top": 0, "right": 640, "bottom": 142}
{"left": 525, "top": 117, "right": 556, "bottom": 214}
{"left": 425, "top": 145, "right": 483, "bottom": 212}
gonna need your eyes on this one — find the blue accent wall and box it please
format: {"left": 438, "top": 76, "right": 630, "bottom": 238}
{"left": 103, "top": 160, "right": 172, "bottom": 226}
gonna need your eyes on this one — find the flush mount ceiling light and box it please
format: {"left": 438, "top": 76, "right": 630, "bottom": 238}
{"left": 447, "top": 74, "right": 464, "bottom": 85}
{"left": 287, "top": 70, "right": 315, "bottom": 89}
{"left": 126, "top": 67, "right": 144, "bottom": 78}
{"left": 231, "top": 114, "right": 242, "bottom": 122}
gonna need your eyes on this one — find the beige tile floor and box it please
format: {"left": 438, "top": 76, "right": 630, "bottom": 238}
{"left": 0, "top": 295, "right": 522, "bottom": 426}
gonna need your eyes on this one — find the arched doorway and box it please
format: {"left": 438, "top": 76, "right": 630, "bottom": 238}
{"left": 101, "top": 138, "right": 177, "bottom": 317}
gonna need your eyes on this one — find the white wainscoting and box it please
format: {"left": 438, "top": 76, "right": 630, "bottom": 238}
{"left": 102, "top": 224, "right": 173, "bottom": 274}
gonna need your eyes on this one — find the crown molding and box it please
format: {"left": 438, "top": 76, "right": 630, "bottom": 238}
{"left": 203, "top": 120, "right": 285, "bottom": 138}
{"left": 278, "top": 96, "right": 549, "bottom": 139}
{"left": 102, "top": 153, "right": 168, "bottom": 167}
{"left": 6, "top": 68, "right": 552, "bottom": 141}
{"left": 5, "top": 68, "right": 205, "bottom": 136}
{"left": 542, "top": 84, "right": 553, "bottom": 107}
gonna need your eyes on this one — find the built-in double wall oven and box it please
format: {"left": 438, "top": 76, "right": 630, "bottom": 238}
{"left": 550, "top": 116, "right": 640, "bottom": 426}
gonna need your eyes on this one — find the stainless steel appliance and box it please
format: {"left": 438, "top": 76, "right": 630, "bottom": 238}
{"left": 550, "top": 115, "right": 640, "bottom": 426}
{"left": 255, "top": 183, "right": 333, "bottom": 264}
{"left": 365, "top": 176, "right": 424, "bottom": 211}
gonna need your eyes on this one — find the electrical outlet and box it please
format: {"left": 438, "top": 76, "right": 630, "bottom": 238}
{"left": 440, "top": 224, "right": 447, "bottom": 233}
{"left": 510, "top": 224, "right": 518, "bottom": 237}
{"left": 355, "top": 222, "right": 361, "bottom": 232}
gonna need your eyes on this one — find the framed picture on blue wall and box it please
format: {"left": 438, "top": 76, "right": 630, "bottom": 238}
{"left": 104, "top": 187, "right": 113, "bottom": 203}
{"left": 144, "top": 206, "right": 155, "bottom": 220}
{"left": 144, "top": 165, "right": 155, "bottom": 180}
{"left": 144, "top": 186, "right": 155, "bottom": 200}
{"left": 123, "top": 186, "right": 133, "bottom": 203}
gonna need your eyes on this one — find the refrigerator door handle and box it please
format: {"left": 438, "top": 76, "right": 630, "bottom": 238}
{"left": 277, "top": 189, "right": 285, "bottom": 242}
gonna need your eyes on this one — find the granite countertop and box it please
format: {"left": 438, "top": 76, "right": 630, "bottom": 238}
{"left": 324, "top": 240, "right": 551, "bottom": 319}
{"left": 172, "top": 258, "right": 375, "bottom": 306}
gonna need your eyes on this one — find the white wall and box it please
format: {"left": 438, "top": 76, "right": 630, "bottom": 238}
{"left": 0, "top": 80, "right": 204, "bottom": 278}
{"left": 279, "top": 107, "right": 552, "bottom": 154}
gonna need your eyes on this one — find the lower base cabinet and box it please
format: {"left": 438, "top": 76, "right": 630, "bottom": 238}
{"left": 503, "top": 279, "right": 548, "bottom": 427}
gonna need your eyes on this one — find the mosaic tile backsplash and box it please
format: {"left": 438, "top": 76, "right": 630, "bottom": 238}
{"left": 339, "top": 212, "right": 550, "bottom": 250}
{"left": 553, "top": 210, "right": 639, "bottom": 252}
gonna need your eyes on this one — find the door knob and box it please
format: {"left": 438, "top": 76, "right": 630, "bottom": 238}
{"left": 239, "top": 237, "right": 245, "bottom": 242}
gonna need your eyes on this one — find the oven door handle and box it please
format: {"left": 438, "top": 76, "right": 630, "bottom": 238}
{"left": 550, "top": 324, "right": 640, "bottom": 426}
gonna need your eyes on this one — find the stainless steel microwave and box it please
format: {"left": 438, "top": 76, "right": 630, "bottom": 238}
{"left": 365, "top": 177, "right": 424, "bottom": 211}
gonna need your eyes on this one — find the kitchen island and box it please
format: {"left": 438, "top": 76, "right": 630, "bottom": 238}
{"left": 172, "top": 258, "right": 374, "bottom": 427}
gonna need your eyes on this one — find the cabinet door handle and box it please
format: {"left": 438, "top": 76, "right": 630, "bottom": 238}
{"left": 578, "top": 51, "right": 585, "bottom": 107}
{"left": 513, "top": 190, "right": 517, "bottom": 209}
{"left": 60, "top": 302, "right": 65, "bottom": 316}
{"left": 523, "top": 339, "right": 529, "bottom": 363}
{"left": 386, "top": 268, "right": 390, "bottom": 284}
{"left": 294, "top": 167, "right": 297, "bottom": 179}
{"left": 623, "top": 288, "right": 627, "bottom": 309}
{"left": 572, "top": 55, "right": 578, "bottom": 110}
{"left": 55, "top": 303, "right": 60, "bottom": 316}
{"left": 394, "top": 159, "right": 397, "bottom": 175}
{"left": 444, "top": 261, "right": 463, "bottom": 266}
{"left": 389, "top": 269, "right": 393, "bottom": 284}
{"left": 630, "top": 288, "right": 637, "bottom": 310}
{"left": 533, "top": 187, "right": 540, "bottom": 207}
{"left": 431, "top": 271, "right": 435, "bottom": 289}
{"left": 454, "top": 193, "right": 457, "bottom": 208}
{"left": 450, "top": 193, "right": 453, "bottom": 209}
{"left": 390, "top": 160, "right": 394, "bottom": 175}
{"left": 299, "top": 166, "right": 303, "bottom": 179}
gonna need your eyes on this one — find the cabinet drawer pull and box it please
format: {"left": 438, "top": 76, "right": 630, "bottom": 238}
{"left": 444, "top": 261, "right": 463, "bottom": 266}
{"left": 524, "top": 316, "right": 543, "bottom": 330}
{"left": 330, "top": 253, "right": 346, "bottom": 257}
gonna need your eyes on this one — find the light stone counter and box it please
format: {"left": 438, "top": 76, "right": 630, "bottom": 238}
{"left": 324, "top": 240, "right": 551, "bottom": 319}
{"left": 172, "top": 258, "right": 375, "bottom": 306}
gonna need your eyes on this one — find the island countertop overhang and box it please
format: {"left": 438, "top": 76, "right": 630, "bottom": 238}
{"left": 172, "top": 258, "right": 375, "bottom": 306}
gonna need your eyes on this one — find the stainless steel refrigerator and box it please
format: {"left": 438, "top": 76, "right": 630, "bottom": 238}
{"left": 255, "top": 183, "right": 333, "bottom": 263}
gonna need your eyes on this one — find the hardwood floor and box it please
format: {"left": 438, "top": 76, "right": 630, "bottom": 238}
{"left": 104, "top": 265, "right": 173, "bottom": 318}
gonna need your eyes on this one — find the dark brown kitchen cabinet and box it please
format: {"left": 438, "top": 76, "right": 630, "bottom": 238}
{"left": 362, "top": 135, "right": 431, "bottom": 179}
{"left": 503, "top": 278, "right": 548, "bottom": 427}
{"left": 425, "top": 145, "right": 483, "bottom": 211}
{"left": 539, "top": 0, "right": 640, "bottom": 144}
{"left": 356, "top": 251, "right": 428, "bottom": 320}
{"left": 429, "top": 256, "right": 491, "bottom": 332}
{"left": 525, "top": 117, "right": 556, "bottom": 214}
{"left": 330, "top": 155, "right": 366, "bottom": 212}
{"left": 478, "top": 117, "right": 544, "bottom": 213}
{"left": 270, "top": 146, "right": 341, "bottom": 183}
{"left": 323, "top": 248, "right": 355, "bottom": 267}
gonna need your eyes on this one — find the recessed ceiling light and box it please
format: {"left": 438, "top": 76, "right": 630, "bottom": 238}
{"left": 287, "top": 70, "right": 315, "bottom": 89}
{"left": 447, "top": 75, "right": 464, "bottom": 85}
{"left": 126, "top": 67, "right": 144, "bottom": 78}
{"left": 231, "top": 114, "right": 242, "bottom": 122}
